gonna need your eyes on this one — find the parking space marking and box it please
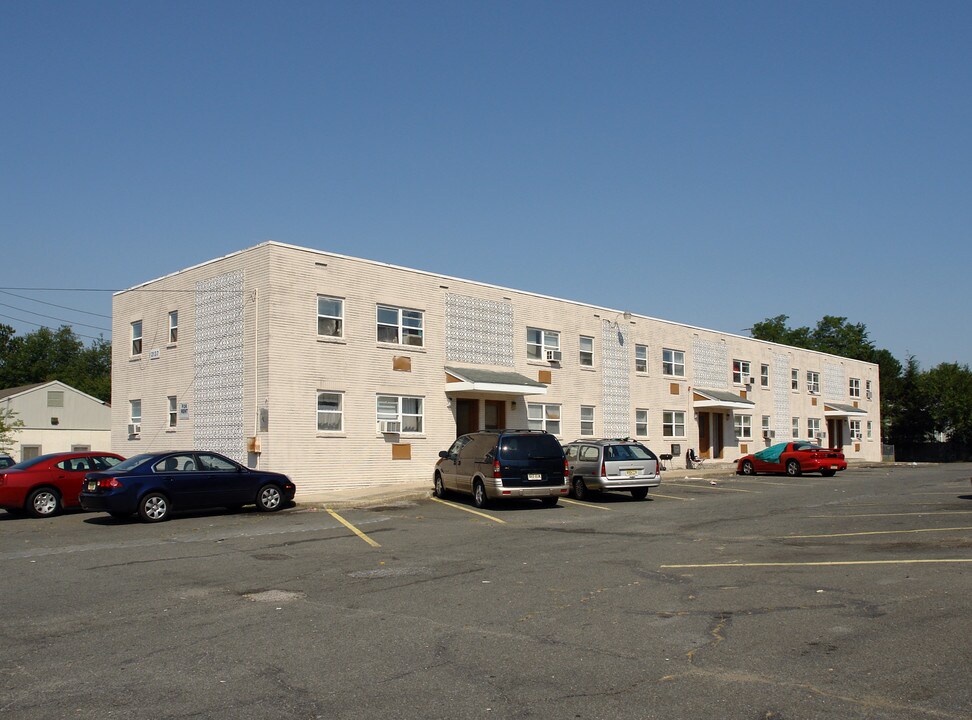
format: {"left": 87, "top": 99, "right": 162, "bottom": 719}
{"left": 782, "top": 526, "right": 972, "bottom": 539}
{"left": 661, "top": 481, "right": 756, "bottom": 493}
{"left": 650, "top": 492, "right": 693, "bottom": 501}
{"left": 430, "top": 497, "right": 506, "bottom": 523}
{"left": 560, "top": 498, "right": 612, "bottom": 511}
{"left": 809, "top": 511, "right": 972, "bottom": 519}
{"left": 325, "top": 508, "right": 382, "bottom": 548}
{"left": 729, "top": 479, "right": 791, "bottom": 486}
{"left": 661, "top": 559, "right": 972, "bottom": 569}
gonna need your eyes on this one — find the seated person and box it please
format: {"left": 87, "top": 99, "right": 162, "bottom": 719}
{"left": 686, "top": 448, "right": 704, "bottom": 469}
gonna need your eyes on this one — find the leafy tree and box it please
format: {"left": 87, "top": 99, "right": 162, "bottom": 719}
{"left": 0, "top": 326, "right": 111, "bottom": 403}
{"left": 809, "top": 316, "right": 875, "bottom": 360}
{"left": 922, "top": 362, "right": 972, "bottom": 444}
{"left": 0, "top": 406, "right": 24, "bottom": 454}
{"left": 887, "top": 356, "right": 934, "bottom": 445}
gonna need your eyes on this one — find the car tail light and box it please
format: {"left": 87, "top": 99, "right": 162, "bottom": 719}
{"left": 601, "top": 461, "right": 607, "bottom": 477}
{"left": 493, "top": 460, "right": 501, "bottom": 479}
{"left": 563, "top": 458, "right": 569, "bottom": 480}
{"left": 655, "top": 460, "right": 660, "bottom": 476}
{"left": 98, "top": 478, "right": 123, "bottom": 489}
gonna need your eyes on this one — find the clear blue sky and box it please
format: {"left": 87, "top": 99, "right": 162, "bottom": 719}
{"left": 2, "top": 1, "right": 969, "bottom": 368}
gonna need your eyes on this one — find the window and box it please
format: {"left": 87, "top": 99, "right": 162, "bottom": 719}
{"left": 761, "top": 415, "right": 771, "bottom": 438}
{"left": 376, "top": 395, "right": 424, "bottom": 433}
{"left": 734, "top": 414, "right": 752, "bottom": 439}
{"left": 377, "top": 305, "right": 424, "bottom": 347}
{"left": 807, "top": 417, "right": 821, "bottom": 440}
{"left": 168, "top": 311, "right": 178, "bottom": 343}
{"left": 318, "top": 296, "right": 344, "bottom": 338}
{"left": 792, "top": 417, "right": 800, "bottom": 439}
{"left": 866, "top": 379, "right": 873, "bottom": 399}
{"left": 732, "top": 360, "right": 751, "bottom": 384}
{"left": 806, "top": 371, "right": 820, "bottom": 394}
{"left": 579, "top": 336, "right": 594, "bottom": 367}
{"left": 662, "top": 349, "right": 685, "bottom": 377}
{"left": 580, "top": 405, "right": 595, "bottom": 436}
{"left": 317, "top": 392, "right": 344, "bottom": 432}
{"left": 527, "top": 328, "right": 560, "bottom": 360}
{"left": 760, "top": 364, "right": 769, "bottom": 387}
{"left": 527, "top": 403, "right": 561, "bottom": 435}
{"left": 635, "top": 345, "right": 648, "bottom": 373}
{"left": 662, "top": 410, "right": 685, "bottom": 437}
{"left": 849, "top": 378, "right": 861, "bottom": 398}
{"left": 635, "top": 409, "right": 649, "bottom": 437}
{"left": 47, "top": 391, "right": 64, "bottom": 407}
{"left": 850, "top": 419, "right": 862, "bottom": 441}
{"left": 167, "top": 396, "right": 177, "bottom": 428}
{"left": 130, "top": 399, "right": 141, "bottom": 425}
{"left": 791, "top": 368, "right": 799, "bottom": 391}
{"left": 131, "top": 321, "right": 142, "bottom": 356}
{"left": 867, "top": 420, "right": 873, "bottom": 441}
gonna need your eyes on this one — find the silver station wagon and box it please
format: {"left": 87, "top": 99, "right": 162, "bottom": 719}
{"left": 562, "top": 439, "right": 661, "bottom": 500}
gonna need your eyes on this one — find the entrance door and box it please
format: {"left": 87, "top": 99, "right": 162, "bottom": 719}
{"left": 698, "top": 412, "right": 711, "bottom": 458}
{"left": 827, "top": 419, "right": 843, "bottom": 449}
{"left": 712, "top": 414, "right": 724, "bottom": 459}
{"left": 484, "top": 400, "right": 506, "bottom": 431}
{"left": 455, "top": 399, "right": 479, "bottom": 437}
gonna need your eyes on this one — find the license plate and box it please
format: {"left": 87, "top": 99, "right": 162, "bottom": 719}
{"left": 527, "top": 473, "right": 542, "bottom": 481}
{"left": 625, "top": 469, "right": 639, "bottom": 477}
{"left": 830, "top": 465, "right": 838, "bottom": 470}
{"left": 86, "top": 481, "right": 97, "bottom": 491}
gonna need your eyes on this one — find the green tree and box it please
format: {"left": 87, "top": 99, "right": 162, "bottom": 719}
{"left": 0, "top": 406, "right": 24, "bottom": 454}
{"left": 888, "top": 356, "right": 934, "bottom": 444}
{"left": 0, "top": 326, "right": 111, "bottom": 403}
{"left": 922, "top": 362, "right": 972, "bottom": 445}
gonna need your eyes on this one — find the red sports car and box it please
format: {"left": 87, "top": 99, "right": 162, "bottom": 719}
{"left": 0, "top": 451, "right": 125, "bottom": 518}
{"left": 736, "top": 441, "right": 847, "bottom": 477}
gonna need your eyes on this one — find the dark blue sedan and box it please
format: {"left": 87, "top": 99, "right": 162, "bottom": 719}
{"left": 79, "top": 451, "right": 296, "bottom": 522}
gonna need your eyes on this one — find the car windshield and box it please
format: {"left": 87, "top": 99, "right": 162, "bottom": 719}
{"left": 8, "top": 454, "right": 63, "bottom": 470}
{"left": 499, "top": 435, "right": 563, "bottom": 461}
{"left": 793, "top": 443, "right": 823, "bottom": 452}
{"left": 605, "top": 444, "right": 656, "bottom": 461}
{"left": 104, "top": 454, "right": 155, "bottom": 472}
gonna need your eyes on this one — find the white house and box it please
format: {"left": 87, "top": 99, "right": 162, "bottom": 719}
{"left": 111, "top": 241, "right": 882, "bottom": 497}
{"left": 0, "top": 381, "right": 112, "bottom": 461}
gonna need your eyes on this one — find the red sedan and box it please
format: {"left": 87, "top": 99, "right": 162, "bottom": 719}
{"left": 736, "top": 441, "right": 847, "bottom": 477}
{"left": 0, "top": 452, "right": 125, "bottom": 518}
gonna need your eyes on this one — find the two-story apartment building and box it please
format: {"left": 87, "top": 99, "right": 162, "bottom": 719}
{"left": 111, "top": 241, "right": 881, "bottom": 496}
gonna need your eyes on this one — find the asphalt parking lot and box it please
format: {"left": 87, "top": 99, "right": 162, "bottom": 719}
{"left": 2, "top": 463, "right": 971, "bottom": 720}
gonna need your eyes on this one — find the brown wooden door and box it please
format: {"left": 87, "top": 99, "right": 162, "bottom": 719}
{"left": 698, "top": 412, "right": 710, "bottom": 457}
{"left": 455, "top": 399, "right": 479, "bottom": 436}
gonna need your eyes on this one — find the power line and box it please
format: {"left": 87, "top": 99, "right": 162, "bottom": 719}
{"left": 0, "top": 290, "right": 112, "bottom": 318}
{"left": 0, "top": 312, "right": 108, "bottom": 342}
{"left": 0, "top": 301, "right": 111, "bottom": 332}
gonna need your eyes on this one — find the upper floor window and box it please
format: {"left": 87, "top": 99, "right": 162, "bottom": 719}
{"left": 317, "top": 391, "right": 344, "bottom": 432}
{"left": 377, "top": 305, "right": 423, "bottom": 347}
{"left": 635, "top": 345, "right": 648, "bottom": 373}
{"left": 732, "top": 360, "right": 751, "bottom": 385}
{"left": 760, "top": 364, "right": 769, "bottom": 387}
{"left": 527, "top": 328, "right": 560, "bottom": 361}
{"left": 131, "top": 321, "right": 142, "bottom": 356}
{"left": 806, "top": 371, "right": 820, "bottom": 394}
{"left": 734, "top": 414, "right": 752, "bottom": 439}
{"left": 791, "top": 368, "right": 799, "bottom": 391}
{"left": 580, "top": 405, "right": 595, "bottom": 436}
{"left": 662, "top": 410, "right": 685, "bottom": 437}
{"left": 376, "top": 394, "right": 424, "bottom": 433}
{"left": 849, "top": 378, "right": 861, "bottom": 398}
{"left": 527, "top": 402, "right": 561, "bottom": 435}
{"left": 318, "top": 296, "right": 344, "bottom": 338}
{"left": 579, "top": 336, "right": 594, "bottom": 367}
{"left": 866, "top": 379, "right": 873, "bottom": 400}
{"left": 47, "top": 391, "right": 64, "bottom": 407}
{"left": 662, "top": 348, "right": 685, "bottom": 377}
{"left": 168, "top": 311, "right": 178, "bottom": 344}
{"left": 635, "top": 409, "right": 649, "bottom": 437}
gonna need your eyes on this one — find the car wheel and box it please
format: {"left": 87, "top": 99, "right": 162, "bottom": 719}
{"left": 630, "top": 487, "right": 649, "bottom": 500}
{"left": 820, "top": 469, "right": 837, "bottom": 477}
{"left": 573, "top": 477, "right": 588, "bottom": 501}
{"left": 139, "top": 492, "right": 170, "bottom": 522}
{"left": 433, "top": 473, "right": 447, "bottom": 498}
{"left": 27, "top": 488, "right": 61, "bottom": 518}
{"left": 540, "top": 497, "right": 559, "bottom": 508}
{"left": 256, "top": 484, "right": 283, "bottom": 512}
{"left": 740, "top": 460, "right": 756, "bottom": 476}
{"left": 786, "top": 459, "right": 802, "bottom": 477}
{"left": 472, "top": 481, "right": 488, "bottom": 509}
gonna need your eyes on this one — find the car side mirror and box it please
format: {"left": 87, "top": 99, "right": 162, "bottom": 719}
{"left": 438, "top": 450, "right": 450, "bottom": 459}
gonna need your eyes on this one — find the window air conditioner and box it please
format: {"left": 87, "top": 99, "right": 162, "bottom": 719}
{"left": 545, "top": 349, "right": 562, "bottom": 363}
{"left": 762, "top": 430, "right": 775, "bottom": 439}
{"left": 379, "top": 420, "right": 402, "bottom": 434}
{"left": 127, "top": 423, "right": 141, "bottom": 436}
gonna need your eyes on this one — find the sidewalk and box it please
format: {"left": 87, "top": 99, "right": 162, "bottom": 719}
{"left": 296, "top": 462, "right": 736, "bottom": 510}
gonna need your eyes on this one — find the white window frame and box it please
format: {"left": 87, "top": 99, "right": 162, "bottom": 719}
{"left": 732, "top": 359, "right": 751, "bottom": 385}
{"left": 635, "top": 345, "right": 648, "bottom": 373}
{"left": 527, "top": 328, "right": 561, "bottom": 361}
{"left": 662, "top": 410, "right": 685, "bottom": 437}
{"left": 376, "top": 394, "right": 424, "bottom": 434}
{"left": 527, "top": 402, "right": 561, "bottom": 435}
{"left": 792, "top": 417, "right": 800, "bottom": 439}
{"left": 662, "top": 349, "right": 685, "bottom": 377}
{"left": 849, "top": 377, "right": 861, "bottom": 398}
{"left": 377, "top": 305, "right": 424, "bottom": 347}
{"left": 761, "top": 415, "right": 771, "bottom": 438}
{"left": 635, "top": 409, "right": 649, "bottom": 437}
{"left": 808, "top": 417, "right": 821, "bottom": 440}
{"left": 167, "top": 395, "right": 177, "bottom": 429}
{"left": 579, "top": 336, "right": 594, "bottom": 367}
{"left": 317, "top": 391, "right": 344, "bottom": 432}
{"left": 807, "top": 371, "right": 820, "bottom": 394}
{"left": 318, "top": 296, "right": 344, "bottom": 339}
{"left": 791, "top": 368, "right": 799, "bottom": 391}
{"left": 734, "top": 414, "right": 752, "bottom": 439}
{"left": 580, "top": 405, "right": 595, "bottom": 436}
{"left": 867, "top": 420, "right": 873, "bottom": 441}
{"left": 850, "top": 419, "right": 862, "bottom": 441}
{"left": 130, "top": 399, "right": 141, "bottom": 425}
{"left": 168, "top": 311, "right": 178, "bottom": 344}
{"left": 131, "top": 320, "right": 142, "bottom": 356}
{"left": 760, "top": 364, "right": 769, "bottom": 387}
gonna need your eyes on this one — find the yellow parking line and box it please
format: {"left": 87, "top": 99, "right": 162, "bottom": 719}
{"left": 661, "top": 559, "right": 972, "bottom": 569}
{"left": 782, "top": 526, "right": 972, "bottom": 539}
{"left": 560, "top": 498, "right": 612, "bottom": 511}
{"left": 325, "top": 508, "right": 381, "bottom": 548}
{"left": 650, "top": 493, "right": 693, "bottom": 501}
{"left": 809, "top": 511, "right": 972, "bottom": 518}
{"left": 430, "top": 497, "right": 506, "bottom": 524}
{"left": 661, "top": 481, "right": 755, "bottom": 493}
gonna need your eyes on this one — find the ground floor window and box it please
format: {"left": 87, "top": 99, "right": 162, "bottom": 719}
{"left": 850, "top": 419, "right": 862, "bottom": 441}
{"left": 377, "top": 395, "right": 424, "bottom": 433}
{"left": 318, "top": 391, "right": 344, "bottom": 432}
{"left": 808, "top": 418, "right": 821, "bottom": 441}
{"left": 662, "top": 410, "right": 685, "bottom": 437}
{"left": 527, "top": 403, "right": 561, "bottom": 435}
{"left": 580, "top": 406, "right": 595, "bottom": 436}
{"left": 867, "top": 420, "right": 873, "bottom": 440}
{"left": 734, "top": 414, "right": 752, "bottom": 439}
{"left": 792, "top": 417, "right": 800, "bottom": 439}
{"left": 635, "top": 409, "right": 649, "bottom": 437}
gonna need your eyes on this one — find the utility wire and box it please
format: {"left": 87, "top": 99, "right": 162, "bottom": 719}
{"left": 0, "top": 301, "right": 111, "bottom": 332}
{"left": 0, "top": 312, "right": 107, "bottom": 342}
{"left": 0, "top": 290, "right": 112, "bottom": 318}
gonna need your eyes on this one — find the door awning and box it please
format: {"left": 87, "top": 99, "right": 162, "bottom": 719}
{"left": 692, "top": 388, "right": 756, "bottom": 411}
{"left": 824, "top": 402, "right": 868, "bottom": 418}
{"left": 444, "top": 367, "right": 548, "bottom": 396}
